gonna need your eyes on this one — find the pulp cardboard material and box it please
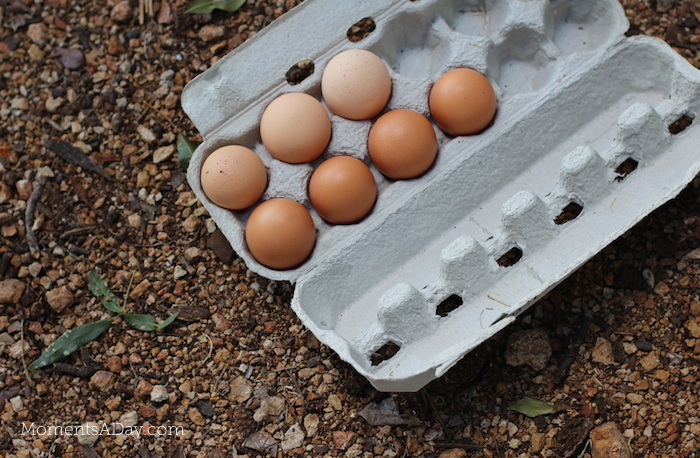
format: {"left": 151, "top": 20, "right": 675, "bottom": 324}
{"left": 182, "top": 0, "right": 700, "bottom": 391}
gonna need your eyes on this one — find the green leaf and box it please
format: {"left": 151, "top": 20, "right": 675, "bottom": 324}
{"left": 88, "top": 271, "right": 122, "bottom": 314}
{"left": 123, "top": 313, "right": 157, "bottom": 332}
{"left": 28, "top": 319, "right": 113, "bottom": 370}
{"left": 508, "top": 397, "right": 555, "bottom": 418}
{"left": 186, "top": 0, "right": 246, "bottom": 14}
{"left": 177, "top": 133, "right": 199, "bottom": 170}
{"left": 156, "top": 312, "right": 179, "bottom": 330}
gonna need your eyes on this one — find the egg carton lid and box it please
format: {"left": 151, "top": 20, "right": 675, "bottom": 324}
{"left": 182, "top": 0, "right": 700, "bottom": 391}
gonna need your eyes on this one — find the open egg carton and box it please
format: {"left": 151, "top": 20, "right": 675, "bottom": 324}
{"left": 182, "top": 0, "right": 700, "bottom": 391}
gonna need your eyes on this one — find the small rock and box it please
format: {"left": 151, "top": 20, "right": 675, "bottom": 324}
{"left": 424, "top": 428, "right": 445, "bottom": 442}
{"left": 8, "top": 339, "right": 30, "bottom": 359}
{"left": 15, "top": 179, "right": 32, "bottom": 200}
{"left": 183, "top": 214, "right": 201, "bottom": 232}
{"left": 11, "top": 96, "right": 28, "bottom": 111}
{"left": 530, "top": 432, "right": 546, "bottom": 453}
{"left": 195, "top": 399, "right": 216, "bottom": 418}
{"left": 438, "top": 449, "right": 467, "bottom": 458}
{"left": 243, "top": 431, "right": 278, "bottom": 454}
{"left": 111, "top": 1, "right": 132, "bottom": 21}
{"left": 332, "top": 431, "right": 357, "bottom": 450}
{"left": 127, "top": 213, "right": 141, "bottom": 229}
{"left": 173, "top": 265, "right": 188, "bottom": 280}
{"left": 304, "top": 413, "right": 319, "bottom": 437}
{"left": 106, "top": 355, "right": 122, "bottom": 373}
{"left": 592, "top": 337, "right": 615, "bottom": 365}
{"left": 134, "top": 379, "right": 153, "bottom": 399}
{"left": 10, "top": 395, "right": 23, "bottom": 412}
{"left": 622, "top": 342, "right": 637, "bottom": 355}
{"left": 188, "top": 407, "right": 206, "bottom": 426}
{"left": 328, "top": 393, "right": 342, "bottom": 410}
{"left": 27, "top": 262, "right": 42, "bottom": 278}
{"left": 634, "top": 338, "right": 653, "bottom": 352}
{"left": 198, "top": 25, "right": 224, "bottom": 42}
{"left": 76, "top": 422, "right": 100, "bottom": 445}
{"left": 55, "top": 47, "right": 85, "bottom": 69}
{"left": 626, "top": 393, "right": 644, "bottom": 404}
{"left": 46, "top": 286, "right": 74, "bottom": 312}
{"left": 0, "top": 332, "right": 15, "bottom": 345}
{"left": 137, "top": 125, "right": 157, "bottom": 143}
{"left": 0, "top": 279, "right": 24, "bottom": 304}
{"left": 686, "top": 318, "right": 700, "bottom": 338}
{"left": 184, "top": 247, "right": 202, "bottom": 261}
{"left": 153, "top": 145, "right": 174, "bottom": 164}
{"left": 27, "top": 23, "right": 47, "bottom": 45}
{"left": 281, "top": 423, "right": 304, "bottom": 451}
{"left": 89, "top": 371, "right": 117, "bottom": 392}
{"left": 504, "top": 328, "right": 552, "bottom": 371}
{"left": 253, "top": 396, "right": 286, "bottom": 423}
{"left": 228, "top": 376, "right": 252, "bottom": 404}
{"left": 151, "top": 385, "right": 169, "bottom": 402}
{"left": 639, "top": 352, "right": 660, "bottom": 372}
{"left": 119, "top": 411, "right": 138, "bottom": 428}
{"left": 590, "top": 422, "right": 632, "bottom": 458}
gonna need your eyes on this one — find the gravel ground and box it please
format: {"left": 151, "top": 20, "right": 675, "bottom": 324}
{"left": 1, "top": 0, "right": 699, "bottom": 457}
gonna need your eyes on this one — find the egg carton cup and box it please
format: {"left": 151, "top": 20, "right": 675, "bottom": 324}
{"left": 182, "top": 0, "right": 700, "bottom": 391}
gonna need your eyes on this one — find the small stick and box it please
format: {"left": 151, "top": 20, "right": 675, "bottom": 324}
{"left": 20, "top": 319, "right": 34, "bottom": 387}
{"left": 25, "top": 174, "right": 48, "bottom": 254}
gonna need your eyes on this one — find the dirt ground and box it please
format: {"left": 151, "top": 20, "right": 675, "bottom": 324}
{"left": 1, "top": 0, "right": 700, "bottom": 457}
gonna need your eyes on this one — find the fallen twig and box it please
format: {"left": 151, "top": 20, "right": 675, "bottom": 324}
{"left": 25, "top": 174, "right": 48, "bottom": 254}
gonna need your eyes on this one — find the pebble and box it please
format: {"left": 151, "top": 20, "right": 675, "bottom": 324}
{"left": 253, "top": 396, "right": 286, "bottom": 422}
{"left": 228, "top": 376, "right": 253, "bottom": 404}
{"left": 153, "top": 145, "right": 174, "bottom": 164}
{"left": 438, "top": 449, "right": 467, "bottom": 458}
{"left": 119, "top": 411, "right": 138, "bottom": 428}
{"left": 639, "top": 352, "right": 660, "bottom": 372}
{"left": 10, "top": 395, "right": 23, "bottom": 412}
{"left": 76, "top": 422, "right": 100, "bottom": 446}
{"left": 89, "top": 371, "right": 117, "bottom": 392}
{"left": 590, "top": 422, "right": 632, "bottom": 458}
{"left": 304, "top": 413, "right": 319, "bottom": 437}
{"left": 592, "top": 337, "right": 616, "bottom": 365}
{"left": 281, "top": 423, "right": 304, "bottom": 451}
{"left": 0, "top": 280, "right": 24, "bottom": 304}
{"left": 173, "top": 265, "right": 188, "bottom": 280}
{"left": 183, "top": 214, "right": 201, "bottom": 232}
{"left": 46, "top": 286, "right": 74, "bottom": 312}
{"left": 198, "top": 25, "right": 225, "bottom": 42}
{"left": 504, "top": 328, "right": 552, "bottom": 371}
{"left": 188, "top": 407, "right": 206, "bottom": 426}
{"left": 8, "top": 339, "right": 29, "bottom": 359}
{"left": 332, "top": 431, "right": 357, "bottom": 450}
{"left": 15, "top": 179, "right": 32, "bottom": 200}
{"left": 27, "top": 23, "right": 47, "bottom": 45}
{"left": 184, "top": 247, "right": 202, "bottom": 261}
{"left": 328, "top": 393, "right": 343, "bottom": 410}
{"left": 106, "top": 355, "right": 122, "bottom": 373}
{"left": 110, "top": 1, "right": 132, "bottom": 21}
{"left": 150, "top": 384, "right": 169, "bottom": 402}
{"left": 137, "top": 125, "right": 157, "bottom": 143}
{"left": 134, "top": 379, "right": 153, "bottom": 399}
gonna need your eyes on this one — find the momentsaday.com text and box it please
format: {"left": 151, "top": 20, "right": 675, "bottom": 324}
{"left": 21, "top": 422, "right": 183, "bottom": 438}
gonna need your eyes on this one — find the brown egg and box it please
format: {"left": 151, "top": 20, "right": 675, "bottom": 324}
{"left": 260, "top": 92, "right": 331, "bottom": 164}
{"left": 309, "top": 156, "right": 377, "bottom": 224}
{"left": 200, "top": 145, "right": 267, "bottom": 210}
{"left": 368, "top": 109, "right": 438, "bottom": 179}
{"left": 245, "top": 198, "right": 316, "bottom": 270}
{"left": 429, "top": 68, "right": 497, "bottom": 136}
{"left": 321, "top": 49, "right": 392, "bottom": 120}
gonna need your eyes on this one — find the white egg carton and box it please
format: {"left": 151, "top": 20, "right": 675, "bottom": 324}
{"left": 182, "top": 0, "right": 700, "bottom": 391}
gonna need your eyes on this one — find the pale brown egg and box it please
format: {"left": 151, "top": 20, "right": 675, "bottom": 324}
{"left": 200, "top": 145, "right": 267, "bottom": 210}
{"left": 368, "top": 109, "right": 438, "bottom": 179}
{"left": 321, "top": 49, "right": 392, "bottom": 120}
{"left": 245, "top": 198, "right": 316, "bottom": 270}
{"left": 260, "top": 92, "right": 331, "bottom": 164}
{"left": 429, "top": 68, "right": 497, "bottom": 136}
{"left": 309, "top": 156, "right": 377, "bottom": 224}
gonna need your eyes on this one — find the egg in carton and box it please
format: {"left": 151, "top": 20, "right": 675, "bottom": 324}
{"left": 182, "top": 0, "right": 700, "bottom": 391}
